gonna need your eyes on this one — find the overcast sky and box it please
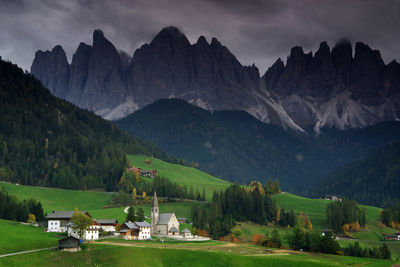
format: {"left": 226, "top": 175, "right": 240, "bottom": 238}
{"left": 0, "top": 0, "right": 399, "bottom": 73}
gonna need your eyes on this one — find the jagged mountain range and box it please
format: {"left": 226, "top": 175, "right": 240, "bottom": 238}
{"left": 31, "top": 26, "right": 400, "bottom": 132}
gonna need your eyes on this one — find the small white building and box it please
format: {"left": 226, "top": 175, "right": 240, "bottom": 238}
{"left": 94, "top": 219, "right": 118, "bottom": 233}
{"left": 67, "top": 223, "right": 99, "bottom": 241}
{"left": 120, "top": 221, "right": 152, "bottom": 240}
{"left": 181, "top": 228, "right": 192, "bottom": 237}
{"left": 45, "top": 211, "right": 91, "bottom": 232}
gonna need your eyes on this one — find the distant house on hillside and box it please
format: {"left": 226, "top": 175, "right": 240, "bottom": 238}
{"left": 119, "top": 221, "right": 151, "bottom": 240}
{"left": 45, "top": 211, "right": 91, "bottom": 232}
{"left": 178, "top": 218, "right": 188, "bottom": 224}
{"left": 58, "top": 236, "right": 81, "bottom": 252}
{"left": 140, "top": 169, "right": 159, "bottom": 178}
{"left": 383, "top": 233, "right": 400, "bottom": 240}
{"left": 322, "top": 195, "right": 342, "bottom": 201}
{"left": 127, "top": 167, "right": 142, "bottom": 173}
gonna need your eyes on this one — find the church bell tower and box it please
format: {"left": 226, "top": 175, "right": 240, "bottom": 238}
{"left": 151, "top": 191, "right": 159, "bottom": 234}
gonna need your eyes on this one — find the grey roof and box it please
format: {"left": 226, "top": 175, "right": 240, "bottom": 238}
{"left": 45, "top": 211, "right": 88, "bottom": 219}
{"left": 181, "top": 228, "right": 191, "bottom": 233}
{"left": 119, "top": 229, "right": 130, "bottom": 233}
{"left": 96, "top": 219, "right": 118, "bottom": 225}
{"left": 123, "top": 222, "right": 139, "bottom": 229}
{"left": 157, "top": 213, "right": 174, "bottom": 225}
{"left": 152, "top": 191, "right": 159, "bottom": 208}
{"left": 169, "top": 227, "right": 179, "bottom": 232}
{"left": 135, "top": 222, "right": 151, "bottom": 228}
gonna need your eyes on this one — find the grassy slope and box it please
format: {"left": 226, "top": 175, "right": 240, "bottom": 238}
{"left": 0, "top": 181, "right": 112, "bottom": 212}
{"left": 0, "top": 181, "right": 193, "bottom": 223}
{"left": 0, "top": 220, "right": 59, "bottom": 254}
{"left": 273, "top": 193, "right": 400, "bottom": 258}
{"left": 273, "top": 193, "right": 385, "bottom": 230}
{"left": 127, "top": 154, "right": 231, "bottom": 199}
{"left": 0, "top": 243, "right": 394, "bottom": 267}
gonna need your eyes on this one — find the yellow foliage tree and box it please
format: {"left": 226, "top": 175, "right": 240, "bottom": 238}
{"left": 142, "top": 191, "right": 147, "bottom": 198}
{"left": 276, "top": 208, "right": 281, "bottom": 223}
{"left": 132, "top": 187, "right": 137, "bottom": 201}
{"left": 306, "top": 220, "right": 313, "bottom": 231}
{"left": 297, "top": 212, "right": 305, "bottom": 228}
{"left": 27, "top": 213, "right": 36, "bottom": 223}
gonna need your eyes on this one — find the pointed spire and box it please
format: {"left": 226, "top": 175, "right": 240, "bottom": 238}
{"left": 152, "top": 191, "right": 159, "bottom": 208}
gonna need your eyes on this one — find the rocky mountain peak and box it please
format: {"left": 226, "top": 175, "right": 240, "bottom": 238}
{"left": 151, "top": 26, "right": 190, "bottom": 48}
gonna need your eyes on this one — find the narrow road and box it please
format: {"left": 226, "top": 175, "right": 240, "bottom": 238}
{"left": 124, "top": 206, "right": 130, "bottom": 214}
{"left": 0, "top": 247, "right": 57, "bottom": 258}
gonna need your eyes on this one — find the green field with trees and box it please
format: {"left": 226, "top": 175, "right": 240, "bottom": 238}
{"left": 127, "top": 154, "right": 231, "bottom": 199}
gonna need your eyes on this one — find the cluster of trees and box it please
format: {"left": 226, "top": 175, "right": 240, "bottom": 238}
{"left": 0, "top": 188, "right": 44, "bottom": 222}
{"left": 125, "top": 206, "right": 145, "bottom": 222}
{"left": 286, "top": 227, "right": 391, "bottom": 260}
{"left": 277, "top": 207, "right": 296, "bottom": 228}
{"left": 326, "top": 199, "right": 366, "bottom": 234}
{"left": 115, "top": 172, "right": 206, "bottom": 206}
{"left": 343, "top": 242, "right": 391, "bottom": 260}
{"left": 0, "top": 59, "right": 178, "bottom": 191}
{"left": 191, "top": 184, "right": 292, "bottom": 239}
{"left": 287, "top": 227, "right": 341, "bottom": 254}
{"left": 380, "top": 203, "right": 400, "bottom": 229}
{"left": 252, "top": 228, "right": 282, "bottom": 248}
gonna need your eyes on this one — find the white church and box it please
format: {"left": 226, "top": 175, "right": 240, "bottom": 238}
{"left": 151, "top": 192, "right": 180, "bottom": 235}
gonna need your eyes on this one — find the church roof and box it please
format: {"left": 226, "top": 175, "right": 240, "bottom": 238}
{"left": 157, "top": 213, "right": 175, "bottom": 225}
{"left": 152, "top": 191, "right": 159, "bottom": 208}
{"left": 169, "top": 227, "right": 179, "bottom": 232}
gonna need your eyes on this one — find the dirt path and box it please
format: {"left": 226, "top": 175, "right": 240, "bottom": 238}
{"left": 123, "top": 206, "right": 130, "bottom": 214}
{"left": 0, "top": 247, "right": 57, "bottom": 258}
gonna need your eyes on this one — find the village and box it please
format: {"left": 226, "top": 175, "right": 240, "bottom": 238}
{"left": 50, "top": 191, "right": 209, "bottom": 252}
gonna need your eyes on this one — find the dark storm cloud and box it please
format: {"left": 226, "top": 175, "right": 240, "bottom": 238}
{"left": 0, "top": 0, "right": 399, "bottom": 73}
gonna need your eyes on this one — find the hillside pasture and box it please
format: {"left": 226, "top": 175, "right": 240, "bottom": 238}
{"left": 127, "top": 154, "right": 231, "bottom": 199}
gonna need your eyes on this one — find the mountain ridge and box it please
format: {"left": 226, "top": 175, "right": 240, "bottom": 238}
{"left": 31, "top": 26, "right": 400, "bottom": 132}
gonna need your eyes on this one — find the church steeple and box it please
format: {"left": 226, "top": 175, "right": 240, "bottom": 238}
{"left": 152, "top": 191, "right": 159, "bottom": 208}
{"left": 151, "top": 191, "right": 159, "bottom": 234}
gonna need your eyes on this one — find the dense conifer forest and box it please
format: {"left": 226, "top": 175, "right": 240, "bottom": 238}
{"left": 0, "top": 58, "right": 177, "bottom": 191}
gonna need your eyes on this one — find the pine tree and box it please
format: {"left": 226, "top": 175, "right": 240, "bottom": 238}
{"left": 126, "top": 206, "right": 136, "bottom": 222}
{"left": 136, "top": 207, "right": 145, "bottom": 221}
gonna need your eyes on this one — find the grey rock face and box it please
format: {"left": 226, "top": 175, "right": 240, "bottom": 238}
{"left": 31, "top": 45, "right": 69, "bottom": 98}
{"left": 31, "top": 26, "right": 400, "bottom": 131}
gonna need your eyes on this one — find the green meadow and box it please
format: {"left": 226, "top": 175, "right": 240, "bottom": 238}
{"left": 0, "top": 220, "right": 59, "bottom": 255}
{"left": 0, "top": 243, "right": 395, "bottom": 267}
{"left": 127, "top": 154, "right": 231, "bottom": 199}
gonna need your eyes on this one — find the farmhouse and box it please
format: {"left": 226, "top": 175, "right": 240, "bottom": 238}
{"left": 67, "top": 223, "right": 99, "bottom": 240}
{"left": 140, "top": 169, "right": 159, "bottom": 178}
{"left": 94, "top": 219, "right": 118, "bottom": 232}
{"left": 322, "top": 195, "right": 342, "bottom": 201}
{"left": 151, "top": 192, "right": 180, "bottom": 235}
{"left": 119, "top": 221, "right": 151, "bottom": 240}
{"left": 45, "top": 211, "right": 91, "bottom": 232}
{"left": 58, "top": 236, "right": 81, "bottom": 252}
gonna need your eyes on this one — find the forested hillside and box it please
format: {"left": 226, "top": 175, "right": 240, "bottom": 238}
{"left": 313, "top": 143, "right": 400, "bottom": 207}
{"left": 116, "top": 99, "right": 400, "bottom": 192}
{"left": 0, "top": 58, "right": 175, "bottom": 191}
